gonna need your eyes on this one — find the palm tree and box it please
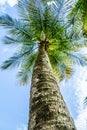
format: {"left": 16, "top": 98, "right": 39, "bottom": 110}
{"left": 70, "top": 0, "right": 87, "bottom": 105}
{"left": 0, "top": 0, "right": 87, "bottom": 129}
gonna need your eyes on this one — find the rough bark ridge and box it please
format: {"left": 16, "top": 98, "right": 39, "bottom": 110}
{"left": 28, "top": 43, "right": 77, "bottom": 130}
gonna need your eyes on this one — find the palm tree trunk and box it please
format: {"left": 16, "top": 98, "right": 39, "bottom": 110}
{"left": 28, "top": 43, "right": 77, "bottom": 130}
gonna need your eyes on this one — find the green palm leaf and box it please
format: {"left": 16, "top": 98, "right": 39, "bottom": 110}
{"left": 3, "top": 36, "right": 36, "bottom": 45}
{"left": 17, "top": 52, "right": 38, "bottom": 85}
{"left": 0, "top": 14, "right": 33, "bottom": 40}
{"left": 1, "top": 45, "right": 37, "bottom": 69}
{"left": 69, "top": 0, "right": 87, "bottom": 36}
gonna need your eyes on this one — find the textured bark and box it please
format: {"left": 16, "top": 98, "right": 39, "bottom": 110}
{"left": 28, "top": 43, "right": 77, "bottom": 130}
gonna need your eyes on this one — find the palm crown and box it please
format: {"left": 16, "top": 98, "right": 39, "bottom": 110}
{"left": 0, "top": 0, "right": 87, "bottom": 85}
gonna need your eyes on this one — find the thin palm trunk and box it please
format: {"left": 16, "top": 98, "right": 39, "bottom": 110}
{"left": 28, "top": 42, "right": 77, "bottom": 130}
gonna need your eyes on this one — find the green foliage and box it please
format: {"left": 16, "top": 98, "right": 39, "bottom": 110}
{"left": 17, "top": 52, "right": 38, "bottom": 85}
{"left": 70, "top": 0, "right": 87, "bottom": 36}
{"left": 0, "top": 0, "right": 87, "bottom": 85}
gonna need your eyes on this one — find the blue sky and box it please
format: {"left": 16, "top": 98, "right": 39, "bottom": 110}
{"left": 0, "top": 1, "right": 87, "bottom": 130}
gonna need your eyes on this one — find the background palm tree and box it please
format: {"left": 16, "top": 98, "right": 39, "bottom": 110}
{"left": 70, "top": 0, "right": 87, "bottom": 105}
{"left": 0, "top": 0, "right": 87, "bottom": 129}
{"left": 70, "top": 0, "right": 87, "bottom": 36}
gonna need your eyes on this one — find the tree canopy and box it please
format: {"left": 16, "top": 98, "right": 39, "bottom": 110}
{"left": 0, "top": 0, "right": 87, "bottom": 85}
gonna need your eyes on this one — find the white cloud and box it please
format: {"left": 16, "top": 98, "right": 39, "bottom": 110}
{"left": 73, "top": 67, "right": 87, "bottom": 130}
{"left": 0, "top": 0, "right": 5, "bottom": 5}
{"left": 0, "top": 0, "right": 18, "bottom": 6}
{"left": 75, "top": 108, "right": 87, "bottom": 130}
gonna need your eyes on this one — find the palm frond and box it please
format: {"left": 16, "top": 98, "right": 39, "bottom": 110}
{"left": 0, "top": 14, "right": 33, "bottom": 38}
{"left": 28, "top": 0, "right": 44, "bottom": 36}
{"left": 17, "top": 0, "right": 30, "bottom": 19}
{"left": 16, "top": 0, "right": 76, "bottom": 41}
{"left": 1, "top": 53, "right": 22, "bottom": 69}
{"left": 3, "top": 36, "right": 36, "bottom": 45}
{"left": 48, "top": 48, "right": 73, "bottom": 81}
{"left": 59, "top": 0, "right": 74, "bottom": 19}
{"left": 1, "top": 45, "right": 37, "bottom": 70}
{"left": 65, "top": 51, "right": 87, "bottom": 66}
{"left": 17, "top": 0, "right": 66, "bottom": 40}
{"left": 17, "top": 52, "right": 38, "bottom": 85}
{"left": 69, "top": 0, "right": 87, "bottom": 36}
{"left": 48, "top": 33, "right": 87, "bottom": 80}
